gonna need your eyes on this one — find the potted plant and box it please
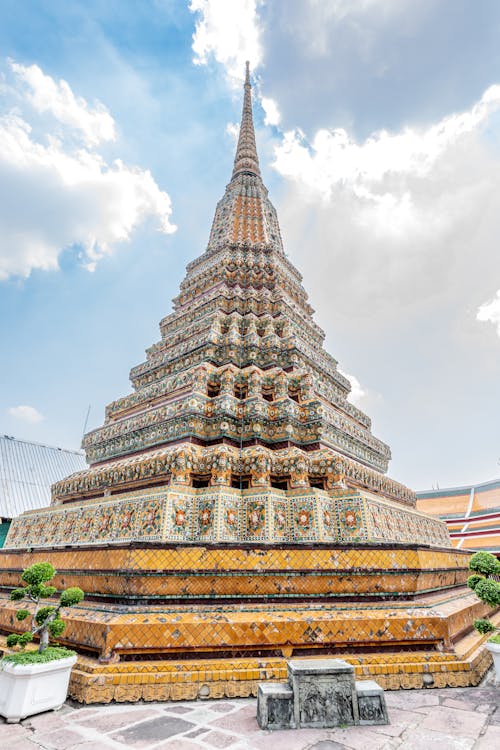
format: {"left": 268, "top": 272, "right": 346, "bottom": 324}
{"left": 0, "top": 562, "right": 84, "bottom": 722}
{"left": 466, "top": 551, "right": 500, "bottom": 684}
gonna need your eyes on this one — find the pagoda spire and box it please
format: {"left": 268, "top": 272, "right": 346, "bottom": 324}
{"left": 231, "top": 61, "right": 261, "bottom": 180}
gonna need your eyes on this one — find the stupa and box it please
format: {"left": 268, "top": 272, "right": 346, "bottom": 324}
{"left": 0, "top": 65, "right": 494, "bottom": 703}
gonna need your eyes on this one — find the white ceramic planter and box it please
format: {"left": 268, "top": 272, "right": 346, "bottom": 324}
{"left": 0, "top": 655, "right": 77, "bottom": 723}
{"left": 486, "top": 641, "right": 500, "bottom": 686}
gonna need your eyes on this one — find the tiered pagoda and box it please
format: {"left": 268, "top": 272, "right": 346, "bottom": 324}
{"left": 0, "top": 66, "right": 494, "bottom": 703}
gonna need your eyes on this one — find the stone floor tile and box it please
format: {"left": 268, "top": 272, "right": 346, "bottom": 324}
{"left": 476, "top": 703, "right": 496, "bottom": 714}
{"left": 384, "top": 693, "right": 440, "bottom": 711}
{"left": 420, "top": 706, "right": 487, "bottom": 738}
{"left": 154, "top": 741, "right": 203, "bottom": 750}
{"left": 453, "top": 688, "right": 498, "bottom": 703}
{"left": 74, "top": 708, "right": 159, "bottom": 732}
{"left": 183, "top": 707, "right": 226, "bottom": 725}
{"left": 109, "top": 715, "right": 195, "bottom": 747}
{"left": 246, "top": 728, "right": 333, "bottom": 750}
{"left": 1, "top": 686, "right": 498, "bottom": 750}
{"left": 62, "top": 708, "right": 101, "bottom": 721}
{"left": 184, "top": 726, "right": 210, "bottom": 738}
{"left": 210, "top": 703, "right": 239, "bottom": 713}
{"left": 370, "top": 707, "right": 423, "bottom": 737}
{"left": 0, "top": 722, "right": 31, "bottom": 739}
{"left": 8, "top": 739, "right": 41, "bottom": 750}
{"left": 24, "top": 712, "right": 68, "bottom": 732}
{"left": 210, "top": 704, "right": 260, "bottom": 736}
{"left": 411, "top": 707, "right": 439, "bottom": 715}
{"left": 32, "top": 728, "right": 91, "bottom": 749}
{"left": 441, "top": 698, "right": 477, "bottom": 711}
{"left": 475, "top": 725, "right": 500, "bottom": 750}
{"left": 203, "top": 730, "right": 239, "bottom": 747}
{"left": 72, "top": 742, "right": 121, "bottom": 750}
{"left": 327, "top": 727, "right": 388, "bottom": 750}
{"left": 395, "top": 727, "right": 474, "bottom": 750}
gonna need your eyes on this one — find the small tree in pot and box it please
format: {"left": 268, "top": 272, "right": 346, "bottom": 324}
{"left": 467, "top": 551, "right": 500, "bottom": 683}
{"left": 6, "top": 561, "right": 83, "bottom": 655}
{"left": 0, "top": 562, "right": 84, "bottom": 722}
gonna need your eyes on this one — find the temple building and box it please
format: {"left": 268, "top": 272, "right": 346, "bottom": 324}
{"left": 0, "top": 65, "right": 496, "bottom": 703}
{"left": 417, "top": 478, "right": 500, "bottom": 556}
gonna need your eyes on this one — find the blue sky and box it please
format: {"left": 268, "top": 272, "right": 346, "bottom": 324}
{"left": 1, "top": 0, "right": 499, "bottom": 490}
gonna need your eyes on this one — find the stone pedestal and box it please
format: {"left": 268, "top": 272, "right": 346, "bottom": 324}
{"left": 355, "top": 679, "right": 389, "bottom": 725}
{"left": 257, "top": 683, "right": 293, "bottom": 730}
{"left": 257, "top": 658, "right": 389, "bottom": 731}
{"left": 289, "top": 659, "right": 358, "bottom": 728}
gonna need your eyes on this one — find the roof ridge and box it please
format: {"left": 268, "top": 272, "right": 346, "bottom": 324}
{"left": 0, "top": 434, "right": 85, "bottom": 455}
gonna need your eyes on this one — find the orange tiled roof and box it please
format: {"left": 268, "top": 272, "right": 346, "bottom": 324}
{"left": 416, "top": 478, "right": 500, "bottom": 554}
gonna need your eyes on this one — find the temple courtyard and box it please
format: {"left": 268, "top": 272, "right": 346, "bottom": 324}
{"left": 1, "top": 677, "right": 499, "bottom": 750}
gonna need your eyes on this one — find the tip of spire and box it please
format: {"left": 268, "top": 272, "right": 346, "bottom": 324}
{"left": 231, "top": 60, "right": 260, "bottom": 180}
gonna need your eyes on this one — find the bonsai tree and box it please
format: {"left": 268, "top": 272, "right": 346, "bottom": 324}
{"left": 467, "top": 551, "right": 500, "bottom": 641}
{"left": 6, "top": 562, "right": 84, "bottom": 654}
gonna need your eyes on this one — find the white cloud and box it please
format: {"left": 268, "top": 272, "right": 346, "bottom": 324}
{"left": 338, "top": 369, "right": 365, "bottom": 406}
{"left": 305, "top": 0, "right": 407, "bottom": 20}
{"left": 273, "top": 85, "right": 500, "bottom": 205}
{"left": 280, "top": 0, "right": 427, "bottom": 60}
{"left": 268, "top": 78, "right": 500, "bottom": 491}
{"left": 261, "top": 96, "right": 281, "bottom": 126}
{"left": 10, "top": 62, "right": 116, "bottom": 147}
{"left": 477, "top": 290, "right": 500, "bottom": 337}
{"left": 189, "top": 0, "right": 263, "bottom": 84}
{"left": 0, "top": 61, "right": 176, "bottom": 281}
{"left": 271, "top": 84, "right": 500, "bottom": 322}
{"left": 225, "top": 121, "right": 240, "bottom": 141}
{"left": 338, "top": 368, "right": 382, "bottom": 413}
{"left": 8, "top": 405, "right": 44, "bottom": 424}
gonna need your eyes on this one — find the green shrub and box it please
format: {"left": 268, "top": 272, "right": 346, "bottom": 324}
{"left": 473, "top": 618, "right": 496, "bottom": 635}
{"left": 21, "top": 562, "right": 55, "bottom": 586}
{"left": 6, "top": 632, "right": 32, "bottom": 647}
{"left": 467, "top": 552, "right": 500, "bottom": 639}
{"left": 48, "top": 618, "right": 65, "bottom": 638}
{"left": 4, "top": 562, "right": 84, "bottom": 655}
{"left": 473, "top": 578, "right": 500, "bottom": 608}
{"left": 469, "top": 551, "right": 500, "bottom": 576}
{"left": 2, "top": 646, "right": 75, "bottom": 666}
{"left": 467, "top": 574, "right": 483, "bottom": 591}
{"left": 59, "top": 587, "right": 84, "bottom": 608}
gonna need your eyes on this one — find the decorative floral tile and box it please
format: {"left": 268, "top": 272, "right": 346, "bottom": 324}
{"left": 93, "top": 506, "right": 116, "bottom": 542}
{"left": 59, "top": 509, "right": 82, "bottom": 545}
{"left": 219, "top": 493, "right": 241, "bottom": 541}
{"left": 76, "top": 508, "right": 96, "bottom": 544}
{"left": 166, "top": 493, "right": 193, "bottom": 541}
{"left": 319, "top": 498, "right": 336, "bottom": 541}
{"left": 114, "top": 501, "right": 140, "bottom": 541}
{"left": 244, "top": 498, "right": 267, "bottom": 541}
{"left": 139, "top": 498, "right": 164, "bottom": 541}
{"left": 336, "top": 498, "right": 367, "bottom": 542}
{"left": 272, "top": 499, "right": 289, "bottom": 542}
{"left": 196, "top": 496, "right": 216, "bottom": 541}
{"left": 291, "top": 497, "right": 318, "bottom": 541}
{"left": 48, "top": 512, "right": 66, "bottom": 546}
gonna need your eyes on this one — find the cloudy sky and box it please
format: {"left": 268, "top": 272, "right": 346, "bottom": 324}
{"left": 1, "top": 0, "right": 499, "bottom": 490}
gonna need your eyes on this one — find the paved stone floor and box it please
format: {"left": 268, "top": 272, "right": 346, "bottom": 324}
{"left": 1, "top": 681, "right": 499, "bottom": 750}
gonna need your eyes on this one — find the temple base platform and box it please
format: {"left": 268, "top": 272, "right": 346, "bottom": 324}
{"left": 0, "top": 542, "right": 496, "bottom": 702}
{"left": 0, "top": 613, "right": 496, "bottom": 703}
